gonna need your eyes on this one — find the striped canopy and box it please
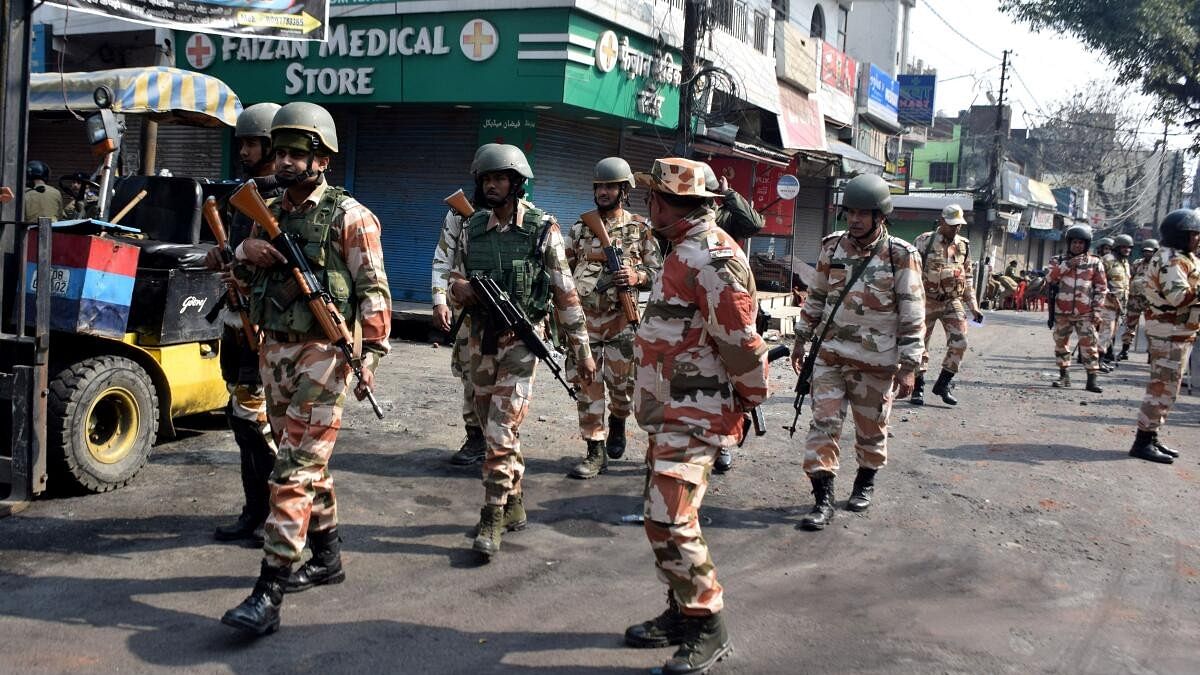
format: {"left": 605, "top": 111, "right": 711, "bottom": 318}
{"left": 30, "top": 67, "right": 242, "bottom": 127}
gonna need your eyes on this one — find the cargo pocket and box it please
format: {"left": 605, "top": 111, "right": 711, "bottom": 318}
{"left": 647, "top": 459, "right": 707, "bottom": 525}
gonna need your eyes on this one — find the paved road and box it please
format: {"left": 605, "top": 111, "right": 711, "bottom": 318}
{"left": 2, "top": 310, "right": 1199, "bottom": 673}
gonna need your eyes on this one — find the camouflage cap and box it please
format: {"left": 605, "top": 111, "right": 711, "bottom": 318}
{"left": 634, "top": 158, "right": 719, "bottom": 197}
{"left": 940, "top": 204, "right": 967, "bottom": 226}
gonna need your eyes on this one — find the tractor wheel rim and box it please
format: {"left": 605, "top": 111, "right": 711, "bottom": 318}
{"left": 85, "top": 387, "right": 139, "bottom": 464}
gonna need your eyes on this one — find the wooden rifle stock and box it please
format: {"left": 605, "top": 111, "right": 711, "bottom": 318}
{"left": 580, "top": 210, "right": 640, "bottom": 328}
{"left": 444, "top": 189, "right": 475, "bottom": 218}
{"left": 202, "top": 197, "right": 258, "bottom": 350}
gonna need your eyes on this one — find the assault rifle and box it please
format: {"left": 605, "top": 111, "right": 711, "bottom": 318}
{"left": 202, "top": 196, "right": 258, "bottom": 350}
{"left": 1046, "top": 283, "right": 1059, "bottom": 329}
{"left": 738, "top": 344, "right": 790, "bottom": 447}
{"left": 580, "top": 210, "right": 640, "bottom": 329}
{"left": 467, "top": 273, "right": 578, "bottom": 401}
{"left": 441, "top": 189, "right": 475, "bottom": 346}
{"left": 229, "top": 180, "right": 385, "bottom": 419}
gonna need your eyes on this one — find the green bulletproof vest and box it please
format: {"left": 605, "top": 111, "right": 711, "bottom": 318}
{"left": 464, "top": 206, "right": 553, "bottom": 322}
{"left": 251, "top": 186, "right": 356, "bottom": 337}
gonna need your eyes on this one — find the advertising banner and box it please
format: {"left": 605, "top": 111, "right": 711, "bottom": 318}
{"left": 47, "top": 0, "right": 329, "bottom": 41}
{"left": 752, "top": 158, "right": 800, "bottom": 237}
{"left": 898, "top": 74, "right": 936, "bottom": 127}
{"left": 777, "top": 85, "right": 826, "bottom": 151}
{"left": 817, "top": 40, "right": 856, "bottom": 126}
{"left": 864, "top": 64, "right": 899, "bottom": 129}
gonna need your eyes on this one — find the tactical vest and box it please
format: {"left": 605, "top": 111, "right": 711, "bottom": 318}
{"left": 251, "top": 186, "right": 356, "bottom": 337}
{"left": 465, "top": 206, "right": 553, "bottom": 322}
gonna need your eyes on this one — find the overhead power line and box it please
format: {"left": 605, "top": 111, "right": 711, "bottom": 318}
{"left": 921, "top": 0, "right": 1000, "bottom": 61}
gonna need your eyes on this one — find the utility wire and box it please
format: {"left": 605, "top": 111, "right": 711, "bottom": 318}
{"left": 921, "top": 0, "right": 1000, "bottom": 61}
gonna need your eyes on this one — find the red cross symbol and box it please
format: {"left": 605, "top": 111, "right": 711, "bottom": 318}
{"left": 186, "top": 34, "right": 214, "bottom": 70}
{"left": 462, "top": 21, "right": 494, "bottom": 60}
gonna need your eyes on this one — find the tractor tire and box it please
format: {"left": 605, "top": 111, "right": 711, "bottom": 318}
{"left": 47, "top": 355, "right": 159, "bottom": 493}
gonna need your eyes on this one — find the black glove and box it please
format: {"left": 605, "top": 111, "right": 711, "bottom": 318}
{"left": 1047, "top": 316, "right": 1054, "bottom": 329}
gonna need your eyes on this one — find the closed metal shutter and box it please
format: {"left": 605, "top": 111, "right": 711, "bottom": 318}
{"left": 352, "top": 107, "right": 478, "bottom": 303}
{"left": 531, "top": 116, "right": 620, "bottom": 226}
{"left": 28, "top": 116, "right": 145, "bottom": 185}
{"left": 621, "top": 131, "right": 674, "bottom": 217}
{"left": 792, "top": 177, "right": 829, "bottom": 264}
{"left": 154, "top": 125, "right": 225, "bottom": 180}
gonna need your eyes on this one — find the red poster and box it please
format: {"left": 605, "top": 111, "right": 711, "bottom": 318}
{"left": 752, "top": 158, "right": 798, "bottom": 237}
{"left": 819, "top": 42, "right": 857, "bottom": 96}
{"left": 704, "top": 157, "right": 753, "bottom": 197}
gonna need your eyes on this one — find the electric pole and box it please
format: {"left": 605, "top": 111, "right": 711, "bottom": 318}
{"left": 1152, "top": 122, "right": 1169, "bottom": 226}
{"left": 675, "top": 0, "right": 702, "bottom": 156}
{"left": 977, "top": 49, "right": 1010, "bottom": 306}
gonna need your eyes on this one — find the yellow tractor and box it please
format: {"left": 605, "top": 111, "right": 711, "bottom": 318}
{"left": 1, "top": 67, "right": 243, "bottom": 512}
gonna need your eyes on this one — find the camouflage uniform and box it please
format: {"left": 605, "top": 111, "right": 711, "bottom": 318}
{"left": 23, "top": 184, "right": 64, "bottom": 221}
{"left": 449, "top": 201, "right": 591, "bottom": 506}
{"left": 1123, "top": 256, "right": 1152, "bottom": 350}
{"left": 565, "top": 209, "right": 661, "bottom": 441}
{"left": 634, "top": 205, "right": 767, "bottom": 615}
{"left": 431, "top": 208, "right": 479, "bottom": 430}
{"left": 795, "top": 229, "right": 925, "bottom": 476}
{"left": 912, "top": 230, "right": 979, "bottom": 376}
{"left": 1098, "top": 252, "right": 1130, "bottom": 353}
{"left": 1046, "top": 253, "right": 1107, "bottom": 372}
{"left": 241, "top": 180, "right": 392, "bottom": 567}
{"left": 1136, "top": 247, "right": 1200, "bottom": 433}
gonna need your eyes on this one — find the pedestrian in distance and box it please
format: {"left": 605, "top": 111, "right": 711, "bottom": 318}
{"left": 1128, "top": 209, "right": 1200, "bottom": 464}
{"left": 911, "top": 204, "right": 984, "bottom": 406}
{"left": 789, "top": 173, "right": 925, "bottom": 531}
{"left": 564, "top": 157, "right": 661, "bottom": 479}
{"left": 1046, "top": 225, "right": 1107, "bottom": 393}
{"left": 446, "top": 143, "right": 596, "bottom": 560}
{"left": 221, "top": 102, "right": 392, "bottom": 636}
{"left": 624, "top": 157, "right": 767, "bottom": 674}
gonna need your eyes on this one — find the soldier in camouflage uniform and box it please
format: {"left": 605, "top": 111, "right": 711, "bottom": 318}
{"left": 446, "top": 144, "right": 596, "bottom": 559}
{"left": 207, "top": 102, "right": 281, "bottom": 545}
{"left": 790, "top": 174, "right": 925, "bottom": 531}
{"left": 623, "top": 158, "right": 765, "bottom": 675}
{"left": 222, "top": 102, "right": 392, "bottom": 636}
{"left": 431, "top": 145, "right": 499, "bottom": 465}
{"left": 565, "top": 157, "right": 661, "bottom": 479}
{"left": 1097, "top": 234, "right": 1133, "bottom": 371}
{"left": 1046, "top": 225, "right": 1106, "bottom": 393}
{"left": 1095, "top": 236, "right": 1114, "bottom": 259}
{"left": 1129, "top": 210, "right": 1200, "bottom": 464}
{"left": 1119, "top": 238, "right": 1159, "bottom": 360}
{"left": 911, "top": 204, "right": 984, "bottom": 407}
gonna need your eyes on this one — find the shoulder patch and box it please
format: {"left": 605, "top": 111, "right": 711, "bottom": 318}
{"left": 710, "top": 247, "right": 735, "bottom": 260}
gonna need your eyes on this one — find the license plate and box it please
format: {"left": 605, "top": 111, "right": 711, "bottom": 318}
{"left": 30, "top": 267, "right": 70, "bottom": 296}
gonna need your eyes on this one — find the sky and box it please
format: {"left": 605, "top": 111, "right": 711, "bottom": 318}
{"left": 907, "top": 0, "right": 1193, "bottom": 153}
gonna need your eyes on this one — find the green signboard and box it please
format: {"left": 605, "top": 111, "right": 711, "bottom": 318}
{"left": 176, "top": 9, "right": 679, "bottom": 127}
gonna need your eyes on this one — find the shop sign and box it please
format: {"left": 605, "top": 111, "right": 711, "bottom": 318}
{"left": 864, "top": 64, "right": 899, "bottom": 129}
{"left": 591, "top": 31, "right": 682, "bottom": 120}
{"left": 777, "top": 85, "right": 826, "bottom": 151}
{"left": 563, "top": 15, "right": 681, "bottom": 127}
{"left": 752, "top": 158, "right": 800, "bottom": 237}
{"left": 817, "top": 41, "right": 856, "bottom": 126}
{"left": 898, "top": 74, "right": 936, "bottom": 127}
{"left": 478, "top": 111, "right": 537, "bottom": 197}
{"left": 49, "top": 0, "right": 329, "bottom": 41}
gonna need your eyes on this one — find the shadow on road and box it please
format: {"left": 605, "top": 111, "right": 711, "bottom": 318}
{"left": 926, "top": 443, "right": 1129, "bottom": 464}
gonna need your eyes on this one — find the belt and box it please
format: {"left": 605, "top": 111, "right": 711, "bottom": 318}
{"left": 265, "top": 330, "right": 314, "bottom": 343}
{"left": 585, "top": 252, "right": 608, "bottom": 262}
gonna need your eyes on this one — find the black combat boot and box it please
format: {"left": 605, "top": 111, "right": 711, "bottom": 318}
{"left": 625, "top": 590, "right": 686, "bottom": 648}
{"left": 661, "top": 613, "right": 733, "bottom": 675}
{"left": 798, "top": 472, "right": 835, "bottom": 531}
{"left": 1103, "top": 345, "right": 1116, "bottom": 363}
{"left": 1051, "top": 367, "right": 1070, "bottom": 388}
{"left": 221, "top": 560, "right": 291, "bottom": 636}
{"left": 213, "top": 510, "right": 265, "bottom": 544}
{"left": 1129, "top": 430, "right": 1174, "bottom": 464}
{"left": 1118, "top": 345, "right": 1130, "bottom": 361}
{"left": 846, "top": 468, "right": 877, "bottom": 512}
{"left": 450, "top": 425, "right": 487, "bottom": 465}
{"left": 503, "top": 491, "right": 527, "bottom": 531}
{"left": 931, "top": 369, "right": 958, "bottom": 405}
{"left": 909, "top": 375, "right": 925, "bottom": 405}
{"left": 215, "top": 415, "right": 275, "bottom": 543}
{"left": 569, "top": 440, "right": 608, "bottom": 479}
{"left": 713, "top": 448, "right": 733, "bottom": 474}
{"left": 1085, "top": 372, "right": 1103, "bottom": 393}
{"left": 473, "top": 505, "right": 504, "bottom": 559}
{"left": 606, "top": 415, "right": 627, "bottom": 459}
{"left": 284, "top": 527, "right": 345, "bottom": 593}
{"left": 1153, "top": 436, "right": 1180, "bottom": 458}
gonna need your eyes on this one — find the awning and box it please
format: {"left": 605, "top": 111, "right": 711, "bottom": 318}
{"left": 30, "top": 67, "right": 242, "bottom": 127}
{"left": 890, "top": 191, "right": 974, "bottom": 213}
{"left": 1027, "top": 179, "right": 1057, "bottom": 210}
{"left": 828, "top": 140, "right": 884, "bottom": 175}
{"left": 693, "top": 139, "right": 792, "bottom": 168}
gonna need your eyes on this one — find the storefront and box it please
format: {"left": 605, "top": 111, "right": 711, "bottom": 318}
{"left": 178, "top": 8, "right": 681, "bottom": 302}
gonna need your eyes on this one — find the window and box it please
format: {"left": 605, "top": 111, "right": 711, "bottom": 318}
{"left": 810, "top": 5, "right": 825, "bottom": 40}
{"left": 837, "top": 4, "right": 849, "bottom": 51}
{"left": 753, "top": 11, "right": 769, "bottom": 53}
{"left": 773, "top": 0, "right": 789, "bottom": 22}
{"left": 930, "top": 162, "right": 955, "bottom": 184}
{"left": 712, "top": 0, "right": 751, "bottom": 42}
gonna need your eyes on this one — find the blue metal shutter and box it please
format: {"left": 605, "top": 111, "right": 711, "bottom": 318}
{"left": 529, "top": 116, "right": 619, "bottom": 228}
{"left": 351, "top": 108, "right": 478, "bottom": 303}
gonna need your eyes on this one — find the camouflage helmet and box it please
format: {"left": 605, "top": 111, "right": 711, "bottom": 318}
{"left": 842, "top": 174, "right": 893, "bottom": 215}
{"left": 634, "top": 158, "right": 719, "bottom": 197}
{"left": 1160, "top": 209, "right": 1200, "bottom": 249}
{"left": 1140, "top": 238, "right": 1159, "bottom": 251}
{"left": 470, "top": 143, "right": 501, "bottom": 175}
{"left": 1065, "top": 224, "right": 1093, "bottom": 243}
{"left": 1113, "top": 234, "right": 1134, "bottom": 249}
{"left": 270, "top": 102, "right": 339, "bottom": 154}
{"left": 235, "top": 102, "right": 281, "bottom": 139}
{"left": 593, "top": 157, "right": 635, "bottom": 187}
{"left": 1095, "top": 236, "right": 1114, "bottom": 250}
{"left": 473, "top": 144, "right": 534, "bottom": 180}
{"left": 26, "top": 160, "right": 50, "bottom": 181}
{"left": 700, "top": 163, "right": 720, "bottom": 192}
